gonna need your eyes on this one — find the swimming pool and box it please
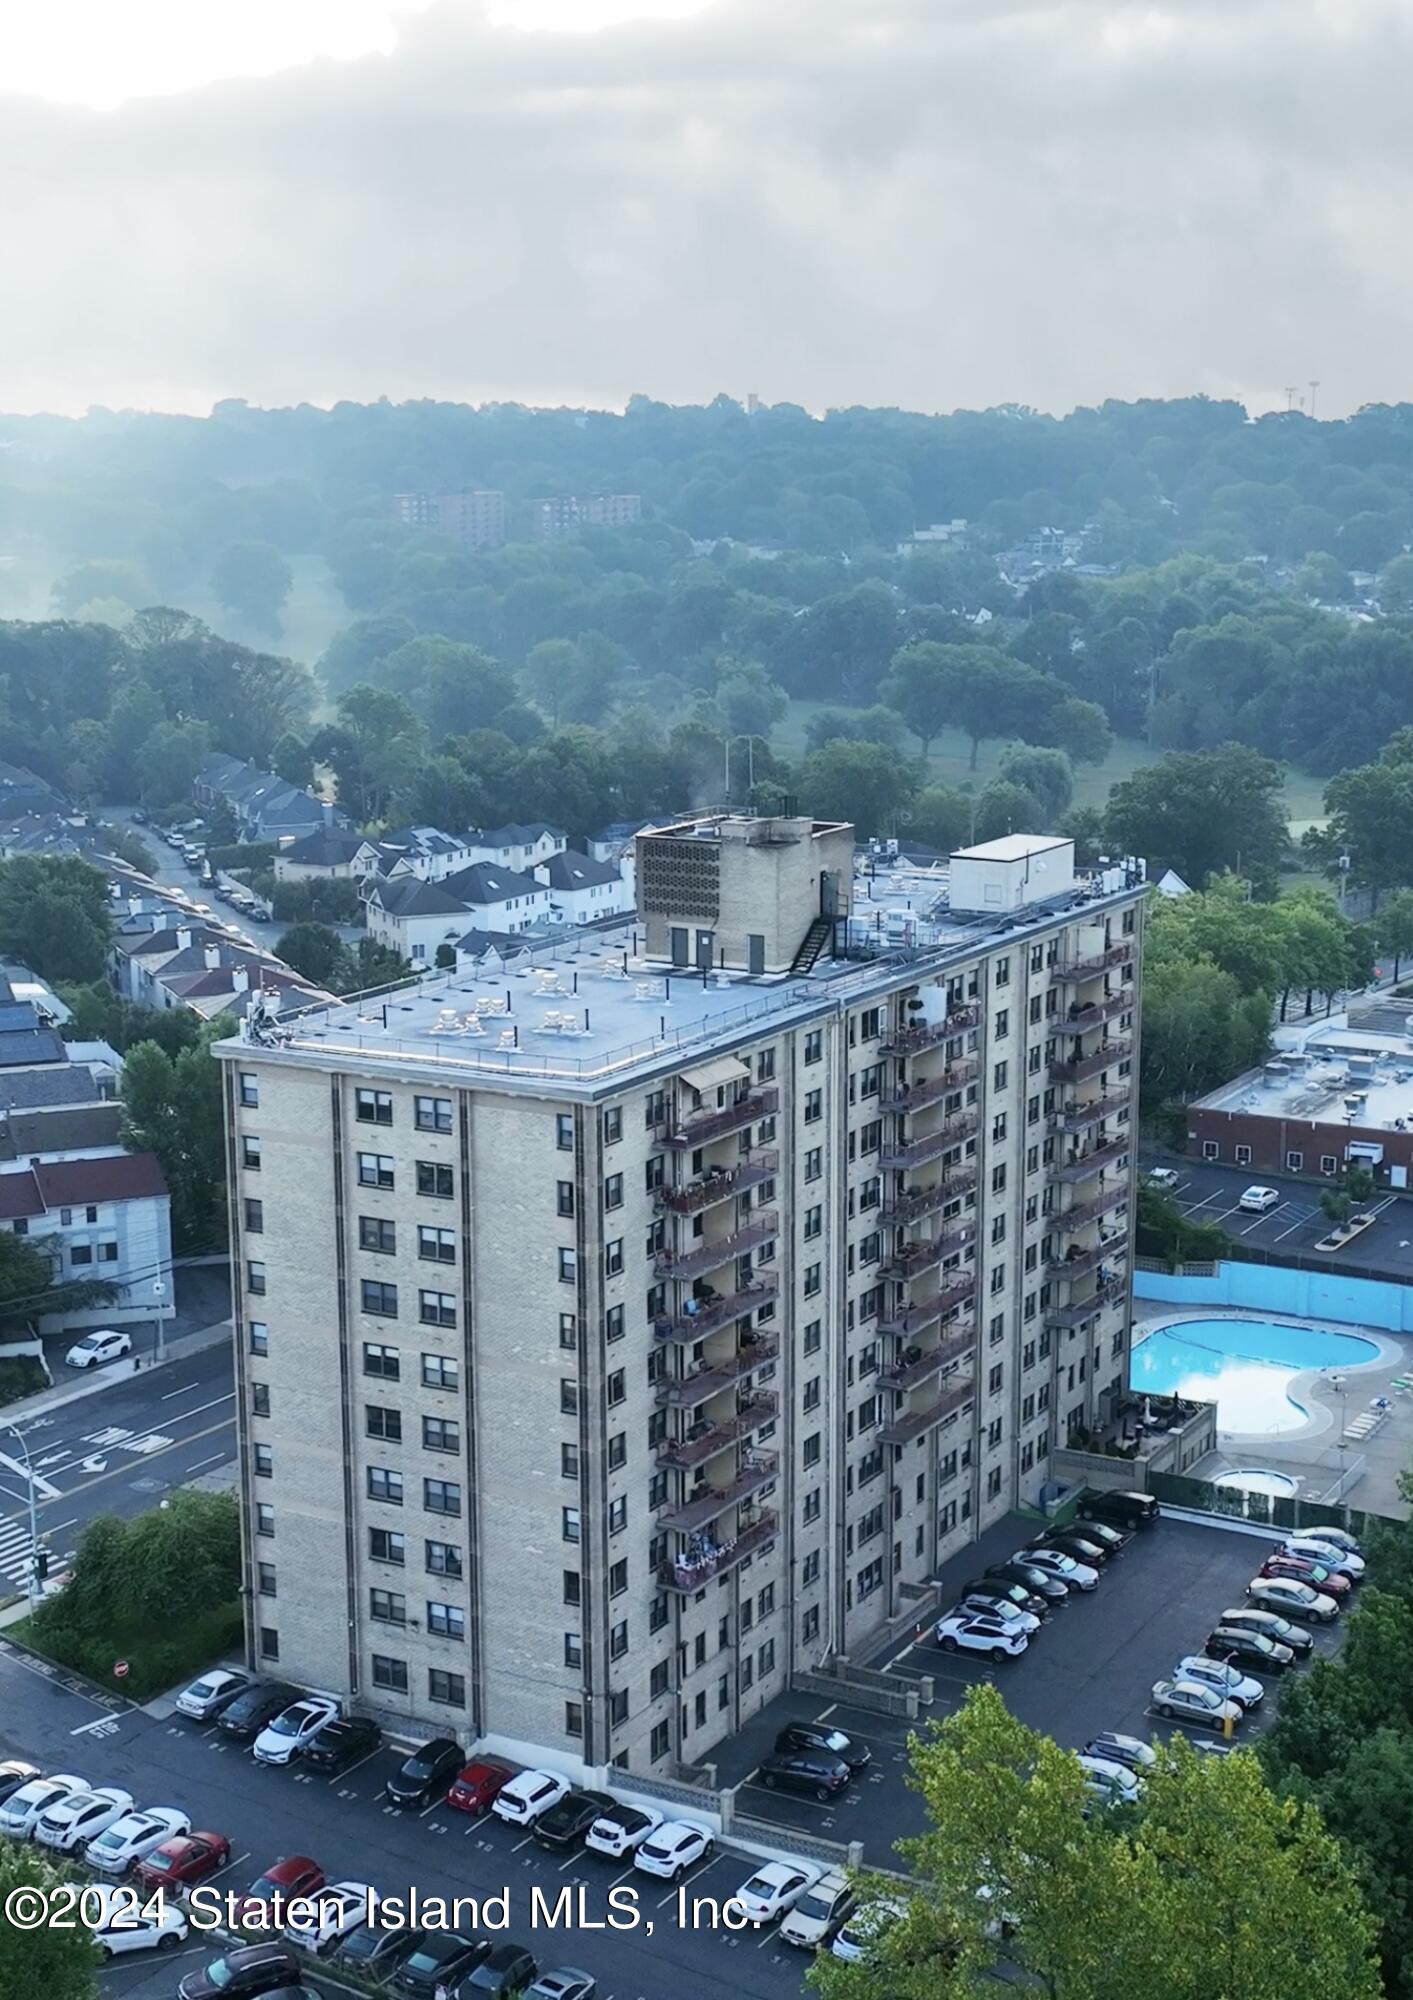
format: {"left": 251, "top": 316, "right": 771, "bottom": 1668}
{"left": 1130, "top": 1318, "right": 1380, "bottom": 1434}
{"left": 1214, "top": 1468, "right": 1300, "bottom": 1498}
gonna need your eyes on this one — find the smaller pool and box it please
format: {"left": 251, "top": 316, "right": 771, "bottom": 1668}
{"left": 1131, "top": 1317, "right": 1380, "bottom": 1435}
{"left": 1214, "top": 1468, "right": 1300, "bottom": 1498}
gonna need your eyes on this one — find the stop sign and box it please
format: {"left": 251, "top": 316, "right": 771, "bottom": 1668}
{"left": 113, "top": 1660, "right": 129, "bottom": 1679}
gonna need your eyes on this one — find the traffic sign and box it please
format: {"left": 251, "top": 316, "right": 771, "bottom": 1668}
{"left": 113, "top": 1660, "right": 129, "bottom": 1679}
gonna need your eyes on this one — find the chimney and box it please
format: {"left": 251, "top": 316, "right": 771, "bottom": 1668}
{"left": 322, "top": 799, "right": 334, "bottom": 826}
{"left": 176, "top": 927, "right": 192, "bottom": 952}
{"left": 232, "top": 967, "right": 250, "bottom": 993}
{"left": 204, "top": 944, "right": 222, "bottom": 970}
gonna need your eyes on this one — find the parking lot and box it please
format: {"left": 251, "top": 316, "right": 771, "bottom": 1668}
{"left": 1144, "top": 1157, "right": 1413, "bottom": 1273}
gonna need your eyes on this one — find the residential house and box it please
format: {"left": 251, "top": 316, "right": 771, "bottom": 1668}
{"left": 0, "top": 762, "right": 68, "bottom": 819}
{"left": 0, "top": 1151, "right": 174, "bottom": 1332}
{"left": 535, "top": 848, "right": 634, "bottom": 925}
{"left": 365, "top": 826, "right": 479, "bottom": 884}
{"left": 195, "top": 755, "right": 341, "bottom": 844}
{"left": 462, "top": 823, "right": 566, "bottom": 874}
{"left": 273, "top": 827, "right": 373, "bottom": 884}
{"left": 364, "top": 861, "right": 552, "bottom": 965}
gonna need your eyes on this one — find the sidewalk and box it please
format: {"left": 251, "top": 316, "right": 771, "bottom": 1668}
{"left": 1, "top": 1318, "right": 232, "bottom": 1427}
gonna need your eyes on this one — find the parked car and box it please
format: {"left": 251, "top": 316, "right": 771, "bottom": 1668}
{"left": 218, "top": 1682, "right": 299, "bottom": 1743}
{"left": 1150, "top": 1679, "right": 1242, "bottom": 1731}
{"left": 135, "top": 1830, "right": 232, "bottom": 1891}
{"left": 961, "top": 1575, "right": 1048, "bottom": 1619}
{"left": 956, "top": 1592, "right": 1040, "bottom": 1633}
{"left": 526, "top": 1968, "right": 596, "bottom": 2000}
{"left": 757, "top": 1749, "right": 852, "bottom": 1800}
{"left": 986, "top": 1558, "right": 1067, "bottom": 1603}
{"left": 831, "top": 1899, "right": 905, "bottom": 1964}
{"left": 532, "top": 1790, "right": 617, "bottom": 1852}
{"left": 253, "top": 1696, "right": 341, "bottom": 1767}
{"left": 0, "top": 1773, "right": 87, "bottom": 1838}
{"left": 1079, "top": 1489, "right": 1160, "bottom": 1530}
{"left": 1279, "top": 1536, "right": 1366, "bottom": 1580}
{"left": 1261, "top": 1554, "right": 1352, "bottom": 1598}
{"left": 178, "top": 1945, "right": 304, "bottom": 2000}
{"left": 1205, "top": 1627, "right": 1295, "bottom": 1674}
{"left": 1055, "top": 1516, "right": 1130, "bottom": 1555}
{"left": 1246, "top": 1576, "right": 1339, "bottom": 1624}
{"left": 934, "top": 1610, "right": 1029, "bottom": 1659}
{"left": 1019, "top": 1547, "right": 1099, "bottom": 1592}
{"left": 1083, "top": 1733, "right": 1156, "bottom": 1775}
{"left": 774, "top": 1721, "right": 871, "bottom": 1773}
{"left": 1295, "top": 1525, "right": 1362, "bottom": 1557}
{"left": 492, "top": 1768, "right": 570, "bottom": 1826}
{"left": 1077, "top": 1755, "right": 1142, "bottom": 1809}
{"left": 385, "top": 1736, "right": 464, "bottom": 1808}
{"left": 85, "top": 1805, "right": 190, "bottom": 1874}
{"left": 1216, "top": 1605, "right": 1315, "bottom": 1654}
{"left": 35, "top": 1785, "right": 134, "bottom": 1852}
{"left": 446, "top": 1758, "right": 514, "bottom": 1815}
{"left": 301, "top": 1716, "right": 381, "bottom": 1776}
{"left": 779, "top": 1870, "right": 856, "bottom": 1949}
{"left": 458, "top": 1943, "right": 539, "bottom": 1996}
{"left": 1042, "top": 1528, "right": 1113, "bottom": 1567}
{"left": 337, "top": 1921, "right": 424, "bottom": 1975}
{"left": 731, "top": 1861, "right": 822, "bottom": 1924}
{"left": 1143, "top": 1167, "right": 1180, "bottom": 1190}
{"left": 64, "top": 1329, "right": 132, "bottom": 1369}
{"left": 633, "top": 1820, "right": 714, "bottom": 1880}
{"left": 1175, "top": 1655, "right": 1265, "bottom": 1709}
{"left": 394, "top": 1933, "right": 488, "bottom": 1997}
{"left": 91, "top": 1888, "right": 190, "bottom": 1958}
{"left": 282, "top": 1880, "right": 374, "bottom": 1954}
{"left": 584, "top": 1802, "right": 662, "bottom": 1859}
{"left": 176, "top": 1669, "right": 251, "bottom": 1721}
{"left": 0, "top": 1760, "right": 40, "bottom": 1805}
{"left": 235, "top": 1856, "right": 326, "bottom": 1927}
{"left": 1238, "top": 1185, "right": 1280, "bottom": 1213}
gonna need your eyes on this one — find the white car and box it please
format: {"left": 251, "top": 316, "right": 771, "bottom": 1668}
{"left": 955, "top": 1593, "right": 1040, "bottom": 1634}
{"left": 584, "top": 1802, "right": 663, "bottom": 1858}
{"left": 175, "top": 1667, "right": 250, "bottom": 1721}
{"left": 831, "top": 1898, "right": 905, "bottom": 1964}
{"left": 1076, "top": 1755, "right": 1142, "bottom": 1808}
{"left": 253, "top": 1695, "right": 341, "bottom": 1766}
{"left": 1281, "top": 1537, "right": 1365, "bottom": 1580}
{"left": 35, "top": 1784, "right": 135, "bottom": 1852}
{"left": 491, "top": 1768, "right": 570, "bottom": 1826}
{"left": 1020, "top": 1547, "right": 1099, "bottom": 1592}
{"left": 779, "top": 1870, "right": 856, "bottom": 1950}
{"left": 282, "top": 1880, "right": 374, "bottom": 1953}
{"left": 84, "top": 1806, "right": 190, "bottom": 1874}
{"left": 1176, "top": 1655, "right": 1265, "bottom": 1709}
{"left": 0, "top": 1773, "right": 88, "bottom": 1839}
{"left": 1144, "top": 1168, "right": 1180, "bottom": 1191}
{"left": 90, "top": 1887, "right": 190, "bottom": 1959}
{"left": 1150, "top": 1680, "right": 1242, "bottom": 1732}
{"left": 935, "top": 1611, "right": 1029, "bottom": 1659}
{"left": 730, "top": 1861, "right": 822, "bottom": 1925}
{"left": 633, "top": 1820, "right": 714, "bottom": 1881}
{"left": 1247, "top": 1576, "right": 1339, "bottom": 1624}
{"left": 1238, "top": 1185, "right": 1279, "bottom": 1214}
{"left": 65, "top": 1328, "right": 133, "bottom": 1369}
{"left": 1297, "top": 1525, "right": 1362, "bottom": 1557}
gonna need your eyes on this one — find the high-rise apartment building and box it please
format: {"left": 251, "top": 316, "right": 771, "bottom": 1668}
{"left": 217, "top": 819, "right": 1144, "bottom": 1777}
{"left": 391, "top": 490, "right": 507, "bottom": 550}
{"left": 530, "top": 493, "right": 642, "bottom": 540}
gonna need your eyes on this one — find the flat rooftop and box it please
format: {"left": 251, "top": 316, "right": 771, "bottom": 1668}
{"left": 221, "top": 852, "right": 1143, "bottom": 1092}
{"left": 1196, "top": 1028, "right": 1413, "bottom": 1133}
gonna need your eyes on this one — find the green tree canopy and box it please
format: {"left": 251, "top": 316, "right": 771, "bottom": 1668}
{"left": 797, "top": 738, "right": 919, "bottom": 836}
{"left": 1104, "top": 743, "right": 1289, "bottom": 889}
{"left": 0, "top": 854, "right": 111, "bottom": 983}
{"left": 120, "top": 1028, "right": 227, "bottom": 1252}
{"left": 0, "top": 1844, "right": 98, "bottom": 2000}
{"left": 210, "top": 539, "right": 293, "bottom": 635}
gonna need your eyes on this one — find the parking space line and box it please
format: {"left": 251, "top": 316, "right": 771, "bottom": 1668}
{"left": 656, "top": 1854, "right": 717, "bottom": 1908}
{"left": 418, "top": 1798, "right": 442, "bottom": 1819}
{"left": 330, "top": 1748, "right": 382, "bottom": 1786}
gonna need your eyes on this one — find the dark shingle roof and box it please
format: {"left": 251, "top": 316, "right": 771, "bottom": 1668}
{"left": 32, "top": 1153, "right": 168, "bottom": 1206}
{"left": 441, "top": 861, "right": 545, "bottom": 906}
{"left": 370, "top": 877, "right": 474, "bottom": 919}
{"left": 0, "top": 1067, "right": 102, "bottom": 1113}
{"left": 538, "top": 849, "right": 622, "bottom": 891}
{"left": 0, "top": 1103, "right": 123, "bottom": 1162}
{"left": 279, "top": 828, "right": 366, "bottom": 867}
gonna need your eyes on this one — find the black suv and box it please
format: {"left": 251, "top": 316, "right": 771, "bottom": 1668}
{"left": 1079, "top": 1489, "right": 1159, "bottom": 1530}
{"left": 458, "top": 1943, "right": 539, "bottom": 1995}
{"left": 178, "top": 1946, "right": 303, "bottom": 2000}
{"left": 533, "top": 1790, "right": 617, "bottom": 1851}
{"left": 217, "top": 1681, "right": 299, "bottom": 1742}
{"left": 303, "top": 1715, "right": 382, "bottom": 1774}
{"left": 386, "top": 1736, "right": 463, "bottom": 1807}
{"left": 759, "top": 1749, "right": 851, "bottom": 1801}
{"left": 774, "top": 1722, "right": 870, "bottom": 1772}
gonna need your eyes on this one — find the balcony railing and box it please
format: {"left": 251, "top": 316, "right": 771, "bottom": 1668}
{"left": 880, "top": 1004, "right": 980, "bottom": 1056}
{"left": 656, "top": 1151, "right": 778, "bottom": 1216}
{"left": 1047, "top": 1232, "right": 1127, "bottom": 1282}
{"left": 880, "top": 1109, "right": 979, "bottom": 1172}
{"left": 879, "top": 1220, "right": 975, "bottom": 1282}
{"left": 665, "top": 1086, "right": 779, "bottom": 1149}
{"left": 879, "top": 1377, "right": 974, "bottom": 1447}
{"left": 881, "top": 1164, "right": 978, "bottom": 1225}
{"left": 1053, "top": 942, "right": 1134, "bottom": 983}
{"left": 658, "top": 1508, "right": 780, "bottom": 1591}
{"left": 657, "top": 1452, "right": 778, "bottom": 1532}
{"left": 1049, "top": 1040, "right": 1131, "bottom": 1085}
{"left": 878, "top": 1325, "right": 976, "bottom": 1393}
{"left": 879, "top": 1272, "right": 975, "bottom": 1338}
{"left": 1055, "top": 1139, "right": 1131, "bottom": 1184}
{"left": 1054, "top": 993, "right": 1131, "bottom": 1037}
{"left": 1050, "top": 1092, "right": 1129, "bottom": 1135}
{"left": 1045, "top": 1277, "right": 1127, "bottom": 1330}
{"left": 655, "top": 1336, "right": 779, "bottom": 1408}
{"left": 656, "top": 1392, "right": 778, "bottom": 1469}
{"left": 1055, "top": 1183, "right": 1130, "bottom": 1233}
{"left": 654, "top": 1275, "right": 779, "bottom": 1343}
{"left": 654, "top": 1212, "right": 779, "bottom": 1281}
{"left": 879, "top": 1057, "right": 980, "bottom": 1115}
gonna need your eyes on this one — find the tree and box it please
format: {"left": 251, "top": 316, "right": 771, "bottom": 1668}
{"left": 274, "top": 921, "right": 347, "bottom": 991}
{"left": 0, "top": 1229, "right": 119, "bottom": 1335}
{"left": 909, "top": 784, "right": 973, "bottom": 852}
{"left": 0, "top": 1843, "right": 98, "bottom": 2000}
{"left": 270, "top": 730, "right": 313, "bottom": 788}
{"left": 211, "top": 540, "right": 293, "bottom": 635}
{"left": 714, "top": 662, "right": 788, "bottom": 740}
{"left": 1139, "top": 953, "right": 1269, "bottom": 1110}
{"left": 0, "top": 855, "right": 111, "bottom": 984}
{"left": 318, "top": 613, "right": 416, "bottom": 694}
{"left": 1375, "top": 888, "right": 1413, "bottom": 978}
{"left": 311, "top": 684, "right": 425, "bottom": 822}
{"left": 997, "top": 745, "right": 1073, "bottom": 822}
{"left": 120, "top": 1030, "right": 227, "bottom": 1252}
{"left": 523, "top": 639, "right": 581, "bottom": 728}
{"left": 136, "top": 717, "right": 212, "bottom": 807}
{"left": 1103, "top": 744, "right": 1288, "bottom": 889}
{"left": 56, "top": 983, "right": 202, "bottom": 1057}
{"left": 1377, "top": 553, "right": 1413, "bottom": 615}
{"left": 880, "top": 640, "right": 960, "bottom": 757}
{"left": 797, "top": 739, "right": 919, "bottom": 837}
{"left": 1316, "top": 746, "right": 1413, "bottom": 898}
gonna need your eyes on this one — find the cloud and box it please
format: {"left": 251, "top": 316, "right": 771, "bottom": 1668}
{"left": 1, "top": 0, "right": 1409, "bottom": 418}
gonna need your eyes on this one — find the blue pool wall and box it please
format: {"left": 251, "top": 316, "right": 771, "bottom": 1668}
{"left": 1135, "top": 1261, "right": 1413, "bottom": 1337}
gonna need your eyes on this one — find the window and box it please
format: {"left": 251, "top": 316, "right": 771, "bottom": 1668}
{"left": 370, "top": 1527, "right": 405, "bottom": 1565}
{"left": 804, "top": 1089, "right": 822, "bottom": 1123}
{"left": 359, "top": 1152, "right": 395, "bottom": 1189}
{"left": 803, "top": 1204, "right": 822, "bottom": 1241}
{"left": 559, "top": 1247, "right": 577, "bottom": 1284}
{"left": 1286, "top": 1150, "right": 1304, "bottom": 1172}
{"left": 70, "top": 1243, "right": 92, "bottom": 1265}
{"left": 803, "top": 1262, "right": 821, "bottom": 1298}
{"left": 422, "top": 1415, "right": 460, "bottom": 1453}
{"left": 417, "top": 1225, "right": 455, "bottom": 1263}
{"left": 421, "top": 1353, "right": 458, "bottom": 1391}
{"left": 356, "top": 1088, "right": 394, "bottom": 1126}
{"left": 557, "top": 1180, "right": 576, "bottom": 1217}
{"left": 994, "top": 956, "right": 1010, "bottom": 988}
{"left": 803, "top": 1432, "right": 821, "bottom": 1469}
{"left": 565, "top": 1701, "right": 584, "bottom": 1738}
{"left": 372, "top": 1655, "right": 408, "bottom": 1692}
{"left": 604, "top": 1303, "right": 625, "bottom": 1344}
{"left": 994, "top": 1008, "right": 1009, "bottom": 1039}
{"left": 244, "top": 1197, "right": 264, "bottom": 1234}
{"left": 1235, "top": 1144, "right": 1252, "bottom": 1167}
{"left": 602, "top": 1105, "right": 623, "bottom": 1145}
{"left": 609, "top": 1687, "right": 630, "bottom": 1728}
{"left": 429, "top": 1670, "right": 465, "bottom": 1707}
{"left": 609, "top": 1557, "right": 628, "bottom": 1597}
{"left": 608, "top": 1495, "right": 628, "bottom": 1536}
{"left": 804, "top": 1029, "right": 823, "bottom": 1065}
{"left": 804, "top": 1146, "right": 823, "bottom": 1182}
{"left": 563, "top": 1569, "right": 581, "bottom": 1605}
{"left": 419, "top": 1289, "right": 457, "bottom": 1329}
{"left": 610, "top": 1618, "right": 628, "bottom": 1660}
{"left": 427, "top": 1602, "right": 465, "bottom": 1640}
{"left": 561, "top": 1441, "right": 580, "bottom": 1480}
{"left": 989, "top": 1362, "right": 1004, "bottom": 1394}
{"left": 416, "top": 1161, "right": 454, "bottom": 1199}
{"left": 255, "top": 1502, "right": 274, "bottom": 1538}
{"left": 1202, "top": 1140, "right": 1219, "bottom": 1161}
{"left": 367, "top": 1466, "right": 404, "bottom": 1505}
{"left": 361, "top": 1215, "right": 397, "bottom": 1255}
{"left": 802, "top": 1604, "right": 820, "bottom": 1645}
{"left": 259, "top": 1627, "right": 279, "bottom": 1661}
{"left": 241, "top": 1135, "right": 262, "bottom": 1171}
{"left": 758, "top": 1639, "right": 775, "bottom": 1677}
{"left": 560, "top": 1379, "right": 580, "bottom": 1417}
{"left": 556, "top": 1112, "right": 575, "bottom": 1151}
{"left": 251, "top": 1442, "right": 273, "bottom": 1480}
{"left": 366, "top": 1404, "right": 401, "bottom": 1443}
{"left": 240, "top": 1072, "right": 259, "bottom": 1108}
{"left": 564, "top": 1631, "right": 583, "bottom": 1669}
{"left": 604, "top": 1238, "right": 624, "bottom": 1278}
{"left": 424, "top": 1478, "right": 461, "bottom": 1516}
{"left": 246, "top": 1260, "right": 266, "bottom": 1296}
{"left": 803, "top": 1319, "right": 822, "bottom": 1355}
{"left": 651, "top": 1720, "right": 672, "bottom": 1761}
{"left": 802, "top": 1487, "right": 821, "bottom": 1523}
{"left": 370, "top": 1587, "right": 406, "bottom": 1625}
{"left": 415, "top": 1095, "right": 453, "bottom": 1134}
{"left": 801, "top": 1549, "right": 820, "bottom": 1586}
{"left": 645, "top": 1089, "right": 667, "bottom": 1129}
{"left": 426, "top": 1539, "right": 462, "bottom": 1578}
{"left": 608, "top": 1430, "right": 627, "bottom": 1471}
{"left": 1321, "top": 1155, "right": 1338, "bottom": 1175}
{"left": 361, "top": 1279, "right": 398, "bottom": 1318}
{"left": 607, "top": 1368, "right": 626, "bottom": 1407}
{"left": 562, "top": 1506, "right": 582, "bottom": 1544}
{"left": 363, "top": 1342, "right": 399, "bottom": 1380}
{"left": 603, "top": 1172, "right": 624, "bottom": 1211}
{"left": 993, "top": 1060, "right": 1008, "bottom": 1091}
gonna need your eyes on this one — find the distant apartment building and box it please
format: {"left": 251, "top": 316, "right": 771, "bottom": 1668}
{"left": 391, "top": 490, "right": 507, "bottom": 551}
{"left": 530, "top": 494, "right": 642, "bottom": 540}
{"left": 216, "top": 822, "right": 1143, "bottom": 1775}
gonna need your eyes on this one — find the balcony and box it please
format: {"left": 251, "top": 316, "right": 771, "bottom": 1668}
{"left": 1047, "top": 1232, "right": 1127, "bottom": 1282}
{"left": 1049, "top": 1040, "right": 1131, "bottom": 1085}
{"left": 879, "top": 1377, "right": 974, "bottom": 1447}
{"left": 1055, "top": 1183, "right": 1130, "bottom": 1233}
{"left": 1045, "top": 1277, "right": 1126, "bottom": 1330}
{"left": 880, "top": 1109, "right": 979, "bottom": 1172}
{"left": 881, "top": 1163, "right": 979, "bottom": 1225}
{"left": 880, "top": 1004, "right": 980, "bottom": 1056}
{"left": 1053, "top": 942, "right": 1134, "bottom": 983}
{"left": 655, "top": 1212, "right": 779, "bottom": 1281}
{"left": 656, "top": 1392, "right": 778, "bottom": 1469}
{"left": 879, "top": 1272, "right": 975, "bottom": 1338}
{"left": 657, "top": 1451, "right": 778, "bottom": 1532}
{"left": 1050, "top": 1092, "right": 1129, "bottom": 1135}
{"left": 655, "top": 1336, "right": 779, "bottom": 1408}
{"left": 653, "top": 1275, "right": 778, "bottom": 1343}
{"left": 658, "top": 1508, "right": 780, "bottom": 1591}
{"left": 1054, "top": 993, "right": 1131, "bottom": 1037}
{"left": 656, "top": 1151, "right": 778, "bottom": 1216}
{"left": 879, "top": 1057, "right": 980, "bottom": 1115}
{"left": 665, "top": 1086, "right": 779, "bottom": 1149}
{"left": 877, "top": 1325, "right": 976, "bottom": 1393}
{"left": 879, "top": 1220, "right": 975, "bottom": 1282}
{"left": 1055, "top": 1139, "right": 1130, "bottom": 1184}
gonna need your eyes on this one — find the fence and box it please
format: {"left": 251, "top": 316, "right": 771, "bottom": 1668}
{"left": 1148, "top": 1468, "right": 1381, "bottom": 1537}
{"left": 726, "top": 1810, "right": 864, "bottom": 1870}
{"left": 793, "top": 1655, "right": 935, "bottom": 1720}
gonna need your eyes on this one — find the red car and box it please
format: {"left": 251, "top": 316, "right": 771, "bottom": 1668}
{"left": 234, "top": 1855, "right": 325, "bottom": 1926}
{"left": 1260, "top": 1555, "right": 1352, "bottom": 1597}
{"left": 135, "top": 1830, "right": 232, "bottom": 1891}
{"left": 446, "top": 1759, "right": 514, "bottom": 1816}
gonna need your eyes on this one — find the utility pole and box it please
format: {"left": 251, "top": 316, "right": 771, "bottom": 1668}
{"left": 1284, "top": 385, "right": 1299, "bottom": 412}
{"left": 1308, "top": 379, "right": 1320, "bottom": 420}
{"left": 2, "top": 1422, "right": 42, "bottom": 1607}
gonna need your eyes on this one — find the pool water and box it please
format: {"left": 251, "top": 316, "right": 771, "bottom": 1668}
{"left": 1130, "top": 1318, "right": 1379, "bottom": 1434}
{"left": 1214, "top": 1468, "right": 1300, "bottom": 1498}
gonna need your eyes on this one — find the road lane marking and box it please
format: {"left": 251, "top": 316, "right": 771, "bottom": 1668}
{"left": 185, "top": 1452, "right": 231, "bottom": 1474}
{"left": 163, "top": 1382, "right": 206, "bottom": 1400}
{"left": 0, "top": 1450, "right": 60, "bottom": 1499}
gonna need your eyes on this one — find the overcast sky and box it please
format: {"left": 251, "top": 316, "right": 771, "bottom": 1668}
{"left": 1, "top": 0, "right": 1407, "bottom": 420}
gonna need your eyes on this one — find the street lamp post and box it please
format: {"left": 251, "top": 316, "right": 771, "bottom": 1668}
{"left": 1, "top": 1421, "right": 42, "bottom": 1607}
{"left": 1329, "top": 1371, "right": 1347, "bottom": 1499}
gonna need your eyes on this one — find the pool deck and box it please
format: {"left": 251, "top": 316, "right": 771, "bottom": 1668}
{"left": 1132, "top": 1303, "right": 1413, "bottom": 1521}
